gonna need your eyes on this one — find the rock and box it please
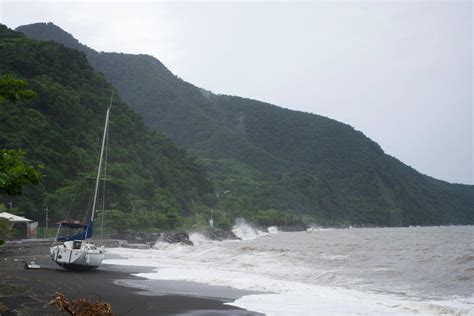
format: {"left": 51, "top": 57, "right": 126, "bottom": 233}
{"left": 199, "top": 228, "right": 240, "bottom": 241}
{"left": 156, "top": 232, "right": 193, "bottom": 246}
{"left": 112, "top": 229, "right": 238, "bottom": 246}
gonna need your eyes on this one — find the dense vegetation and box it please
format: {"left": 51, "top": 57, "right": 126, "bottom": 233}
{"left": 0, "top": 77, "right": 41, "bottom": 244}
{"left": 0, "top": 76, "right": 41, "bottom": 196}
{"left": 0, "top": 25, "right": 215, "bottom": 231}
{"left": 15, "top": 22, "right": 474, "bottom": 226}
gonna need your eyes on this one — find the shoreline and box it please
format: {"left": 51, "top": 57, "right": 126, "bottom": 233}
{"left": 0, "top": 241, "right": 261, "bottom": 315}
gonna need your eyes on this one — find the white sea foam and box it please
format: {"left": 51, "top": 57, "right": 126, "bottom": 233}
{"left": 232, "top": 218, "right": 267, "bottom": 240}
{"left": 188, "top": 232, "right": 215, "bottom": 246}
{"left": 104, "top": 226, "right": 474, "bottom": 315}
{"left": 306, "top": 224, "right": 334, "bottom": 232}
{"left": 228, "top": 292, "right": 474, "bottom": 316}
{"left": 105, "top": 248, "right": 473, "bottom": 315}
{"left": 267, "top": 226, "right": 278, "bottom": 234}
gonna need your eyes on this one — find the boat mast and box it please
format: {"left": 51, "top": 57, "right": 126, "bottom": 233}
{"left": 90, "top": 92, "right": 113, "bottom": 223}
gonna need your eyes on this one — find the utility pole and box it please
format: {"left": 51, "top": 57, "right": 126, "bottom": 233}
{"left": 45, "top": 207, "right": 49, "bottom": 238}
{"left": 192, "top": 199, "right": 196, "bottom": 225}
{"left": 209, "top": 209, "right": 214, "bottom": 228}
{"left": 218, "top": 190, "right": 231, "bottom": 226}
{"left": 8, "top": 201, "right": 12, "bottom": 212}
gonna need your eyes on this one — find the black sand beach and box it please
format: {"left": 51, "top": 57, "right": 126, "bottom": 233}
{"left": 0, "top": 241, "right": 260, "bottom": 315}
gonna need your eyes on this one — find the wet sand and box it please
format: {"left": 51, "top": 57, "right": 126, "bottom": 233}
{"left": 0, "top": 241, "right": 260, "bottom": 315}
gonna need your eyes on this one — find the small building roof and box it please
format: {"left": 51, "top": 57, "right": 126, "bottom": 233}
{"left": 0, "top": 212, "right": 32, "bottom": 223}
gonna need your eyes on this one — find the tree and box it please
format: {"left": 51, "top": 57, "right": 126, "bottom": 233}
{"left": 0, "top": 205, "right": 14, "bottom": 245}
{"left": 0, "top": 75, "right": 36, "bottom": 103}
{"left": 0, "top": 75, "right": 41, "bottom": 196}
{"left": 0, "top": 219, "right": 12, "bottom": 245}
{"left": 0, "top": 149, "right": 42, "bottom": 196}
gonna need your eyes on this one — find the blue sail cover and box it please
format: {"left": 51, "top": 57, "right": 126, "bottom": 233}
{"left": 57, "top": 222, "right": 93, "bottom": 241}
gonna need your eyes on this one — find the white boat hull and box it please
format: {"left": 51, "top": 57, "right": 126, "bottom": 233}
{"left": 50, "top": 240, "right": 104, "bottom": 271}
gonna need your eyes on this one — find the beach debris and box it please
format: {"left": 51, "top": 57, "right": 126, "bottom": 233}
{"left": 0, "top": 302, "right": 9, "bottom": 312}
{"left": 49, "top": 292, "right": 113, "bottom": 315}
{"left": 22, "top": 260, "right": 40, "bottom": 269}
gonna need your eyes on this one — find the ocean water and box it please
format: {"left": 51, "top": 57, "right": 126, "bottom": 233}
{"left": 104, "top": 223, "right": 474, "bottom": 315}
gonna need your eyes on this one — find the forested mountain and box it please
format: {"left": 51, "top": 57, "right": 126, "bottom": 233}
{"left": 16, "top": 22, "right": 474, "bottom": 226}
{"left": 0, "top": 25, "right": 214, "bottom": 228}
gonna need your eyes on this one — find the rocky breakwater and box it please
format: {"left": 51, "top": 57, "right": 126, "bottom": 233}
{"left": 112, "top": 231, "right": 193, "bottom": 248}
{"left": 112, "top": 228, "right": 239, "bottom": 249}
{"left": 155, "top": 232, "right": 193, "bottom": 246}
{"left": 197, "top": 228, "right": 240, "bottom": 241}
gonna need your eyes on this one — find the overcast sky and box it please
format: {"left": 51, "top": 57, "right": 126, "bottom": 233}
{"left": 1, "top": 0, "right": 472, "bottom": 185}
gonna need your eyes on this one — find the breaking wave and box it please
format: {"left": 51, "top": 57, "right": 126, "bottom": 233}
{"left": 232, "top": 218, "right": 267, "bottom": 240}
{"left": 105, "top": 225, "right": 474, "bottom": 315}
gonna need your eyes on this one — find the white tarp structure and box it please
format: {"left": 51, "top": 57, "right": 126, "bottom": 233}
{"left": 0, "top": 212, "right": 37, "bottom": 239}
{"left": 0, "top": 212, "right": 32, "bottom": 223}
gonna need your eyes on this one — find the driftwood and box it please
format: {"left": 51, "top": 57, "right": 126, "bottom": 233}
{"left": 49, "top": 292, "right": 113, "bottom": 315}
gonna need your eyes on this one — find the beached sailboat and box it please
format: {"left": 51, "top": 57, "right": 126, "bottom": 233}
{"left": 50, "top": 97, "right": 112, "bottom": 271}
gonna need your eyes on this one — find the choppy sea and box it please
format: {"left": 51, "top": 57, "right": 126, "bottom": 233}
{"left": 104, "top": 222, "right": 474, "bottom": 315}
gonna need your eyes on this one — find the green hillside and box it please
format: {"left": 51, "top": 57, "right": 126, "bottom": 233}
{"left": 0, "top": 25, "right": 214, "bottom": 229}
{"left": 16, "top": 22, "right": 474, "bottom": 226}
